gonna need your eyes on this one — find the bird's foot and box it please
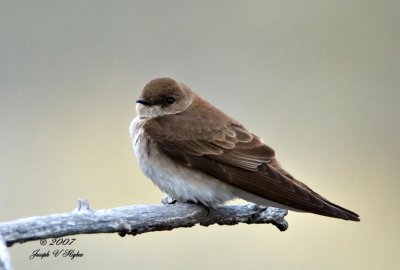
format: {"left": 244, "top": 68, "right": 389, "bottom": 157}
{"left": 161, "top": 194, "right": 211, "bottom": 216}
{"left": 161, "top": 194, "right": 177, "bottom": 204}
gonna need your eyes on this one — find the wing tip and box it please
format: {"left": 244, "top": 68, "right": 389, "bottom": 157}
{"left": 325, "top": 204, "right": 360, "bottom": 222}
{"left": 342, "top": 211, "right": 360, "bottom": 222}
{"left": 341, "top": 212, "right": 360, "bottom": 222}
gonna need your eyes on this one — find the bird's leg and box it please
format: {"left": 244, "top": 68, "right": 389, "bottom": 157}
{"left": 160, "top": 194, "right": 198, "bottom": 205}
{"left": 161, "top": 194, "right": 177, "bottom": 204}
{"left": 160, "top": 194, "right": 211, "bottom": 216}
{"left": 198, "top": 202, "right": 211, "bottom": 217}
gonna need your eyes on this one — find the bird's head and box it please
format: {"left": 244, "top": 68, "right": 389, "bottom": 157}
{"left": 136, "top": 77, "right": 195, "bottom": 118}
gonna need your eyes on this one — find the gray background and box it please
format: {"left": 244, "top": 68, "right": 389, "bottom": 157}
{"left": 1, "top": 1, "right": 399, "bottom": 269}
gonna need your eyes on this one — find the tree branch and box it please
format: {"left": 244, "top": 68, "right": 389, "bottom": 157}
{"left": 0, "top": 199, "right": 288, "bottom": 248}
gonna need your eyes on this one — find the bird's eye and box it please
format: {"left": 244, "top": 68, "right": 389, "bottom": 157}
{"left": 165, "top": 96, "right": 176, "bottom": 104}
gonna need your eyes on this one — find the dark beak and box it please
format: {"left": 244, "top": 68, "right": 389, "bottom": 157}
{"left": 136, "top": 98, "right": 153, "bottom": 106}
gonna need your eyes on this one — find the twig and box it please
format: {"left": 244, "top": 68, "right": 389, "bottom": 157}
{"left": 0, "top": 199, "right": 288, "bottom": 248}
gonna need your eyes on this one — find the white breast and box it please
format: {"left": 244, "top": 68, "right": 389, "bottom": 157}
{"left": 129, "top": 116, "right": 236, "bottom": 206}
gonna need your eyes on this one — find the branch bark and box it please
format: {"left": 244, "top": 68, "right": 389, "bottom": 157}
{"left": 0, "top": 198, "right": 288, "bottom": 268}
{"left": 0, "top": 199, "right": 288, "bottom": 248}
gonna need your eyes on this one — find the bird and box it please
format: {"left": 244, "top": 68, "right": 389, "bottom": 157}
{"left": 129, "top": 77, "right": 360, "bottom": 221}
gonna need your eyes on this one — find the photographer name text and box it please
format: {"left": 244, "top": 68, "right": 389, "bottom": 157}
{"left": 28, "top": 238, "right": 84, "bottom": 260}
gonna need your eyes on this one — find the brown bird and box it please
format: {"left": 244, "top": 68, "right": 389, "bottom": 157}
{"left": 129, "top": 77, "right": 360, "bottom": 221}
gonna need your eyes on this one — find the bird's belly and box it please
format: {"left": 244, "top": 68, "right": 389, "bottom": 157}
{"left": 133, "top": 135, "right": 236, "bottom": 206}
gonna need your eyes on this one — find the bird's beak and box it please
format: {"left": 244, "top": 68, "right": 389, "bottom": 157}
{"left": 136, "top": 98, "right": 154, "bottom": 106}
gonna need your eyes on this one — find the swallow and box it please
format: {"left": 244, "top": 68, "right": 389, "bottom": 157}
{"left": 129, "top": 77, "right": 360, "bottom": 221}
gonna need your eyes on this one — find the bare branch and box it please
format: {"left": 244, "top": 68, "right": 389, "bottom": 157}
{"left": 0, "top": 199, "right": 288, "bottom": 248}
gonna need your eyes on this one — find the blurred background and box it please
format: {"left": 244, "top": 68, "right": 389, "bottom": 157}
{"left": 1, "top": 1, "right": 399, "bottom": 269}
